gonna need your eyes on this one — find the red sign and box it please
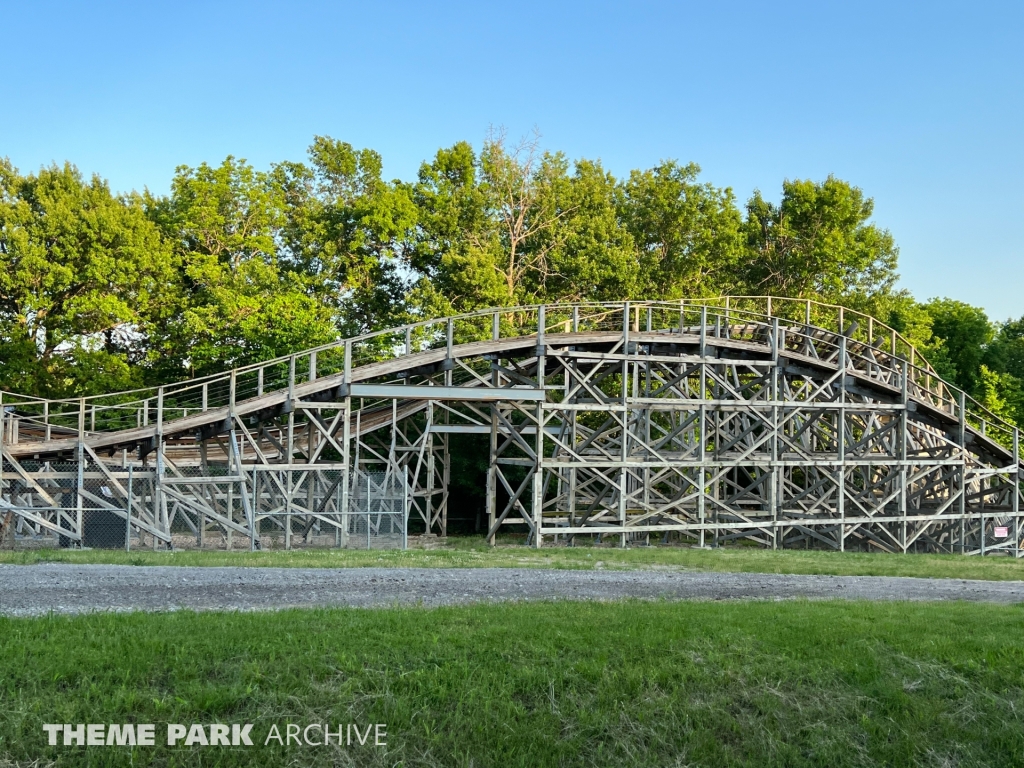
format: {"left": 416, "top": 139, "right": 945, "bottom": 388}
{"left": 994, "top": 526, "right": 1009, "bottom": 538}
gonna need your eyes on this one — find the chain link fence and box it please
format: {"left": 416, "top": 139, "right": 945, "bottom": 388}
{"left": 347, "top": 469, "right": 408, "bottom": 550}
{"left": 1, "top": 461, "right": 410, "bottom": 551}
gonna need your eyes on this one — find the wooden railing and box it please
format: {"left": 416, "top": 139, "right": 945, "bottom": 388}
{"left": 0, "top": 298, "right": 1016, "bottom": 454}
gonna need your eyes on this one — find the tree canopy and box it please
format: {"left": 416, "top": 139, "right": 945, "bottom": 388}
{"left": 2, "top": 135, "right": 1019, "bottom": 436}
{"left": 739, "top": 176, "right": 898, "bottom": 301}
{"left": 0, "top": 160, "right": 173, "bottom": 396}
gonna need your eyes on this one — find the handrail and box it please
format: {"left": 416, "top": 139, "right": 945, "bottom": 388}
{"left": 0, "top": 297, "right": 1017, "bottom": 452}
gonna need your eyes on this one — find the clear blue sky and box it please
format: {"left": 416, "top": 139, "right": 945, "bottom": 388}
{"left": 3, "top": 1, "right": 1021, "bottom": 318}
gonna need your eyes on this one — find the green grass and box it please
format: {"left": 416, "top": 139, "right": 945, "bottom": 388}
{"left": 4, "top": 537, "right": 1024, "bottom": 581}
{"left": 2, "top": 601, "right": 1024, "bottom": 767}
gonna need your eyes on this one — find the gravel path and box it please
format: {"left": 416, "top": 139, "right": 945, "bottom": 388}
{"left": 2, "top": 564, "right": 1024, "bottom": 616}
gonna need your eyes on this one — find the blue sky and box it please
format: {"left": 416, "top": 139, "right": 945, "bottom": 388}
{"left": 3, "top": 1, "right": 1021, "bottom": 318}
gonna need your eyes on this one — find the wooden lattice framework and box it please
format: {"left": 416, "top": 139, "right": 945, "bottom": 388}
{"left": 1, "top": 298, "right": 1020, "bottom": 554}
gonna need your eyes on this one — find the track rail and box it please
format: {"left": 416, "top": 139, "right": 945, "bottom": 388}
{"left": 1, "top": 299, "right": 1017, "bottom": 465}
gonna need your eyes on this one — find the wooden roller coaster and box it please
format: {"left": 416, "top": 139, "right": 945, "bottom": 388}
{"left": 1, "top": 298, "right": 1020, "bottom": 554}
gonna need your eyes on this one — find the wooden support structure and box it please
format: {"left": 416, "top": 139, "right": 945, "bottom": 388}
{"left": 0, "top": 298, "right": 1020, "bottom": 555}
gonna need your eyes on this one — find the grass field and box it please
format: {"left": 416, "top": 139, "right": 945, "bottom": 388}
{"left": 2, "top": 600, "right": 1023, "bottom": 767}
{"left": 4, "top": 537, "right": 1024, "bottom": 582}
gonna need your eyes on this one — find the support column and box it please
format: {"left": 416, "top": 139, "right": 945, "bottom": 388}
{"left": 486, "top": 402, "right": 498, "bottom": 547}
{"left": 958, "top": 390, "right": 966, "bottom": 554}
{"left": 1014, "top": 428, "right": 1020, "bottom": 559}
{"left": 339, "top": 340, "right": 352, "bottom": 549}
{"left": 568, "top": 405, "right": 578, "bottom": 545}
{"left": 426, "top": 408, "right": 435, "bottom": 534}
{"left": 155, "top": 387, "right": 167, "bottom": 550}
{"left": 837, "top": 336, "right": 846, "bottom": 552}
{"left": 76, "top": 398, "right": 85, "bottom": 547}
{"left": 770, "top": 320, "right": 781, "bottom": 550}
{"left": 486, "top": 318, "right": 500, "bottom": 547}
{"left": 619, "top": 302, "right": 629, "bottom": 548}
{"left": 531, "top": 455, "right": 543, "bottom": 549}
{"left": 533, "top": 308, "right": 547, "bottom": 548}
{"left": 339, "top": 399, "right": 352, "bottom": 548}
{"left": 901, "top": 360, "right": 910, "bottom": 552}
{"left": 0, "top": 391, "right": 5, "bottom": 509}
{"left": 441, "top": 432, "right": 450, "bottom": 538}
{"left": 698, "top": 308, "right": 707, "bottom": 548}
{"left": 228, "top": 425, "right": 254, "bottom": 551}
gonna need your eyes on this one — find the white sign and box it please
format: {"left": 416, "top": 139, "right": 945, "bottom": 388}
{"left": 42, "top": 722, "right": 386, "bottom": 748}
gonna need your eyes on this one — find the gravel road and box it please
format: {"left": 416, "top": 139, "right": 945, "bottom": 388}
{"left": 2, "top": 564, "right": 1024, "bottom": 616}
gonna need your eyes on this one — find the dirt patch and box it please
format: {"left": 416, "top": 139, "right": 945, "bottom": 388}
{"left": 1, "top": 565, "right": 1023, "bottom": 616}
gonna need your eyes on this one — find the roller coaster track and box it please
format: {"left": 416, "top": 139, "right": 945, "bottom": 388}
{"left": 1, "top": 298, "right": 1021, "bottom": 555}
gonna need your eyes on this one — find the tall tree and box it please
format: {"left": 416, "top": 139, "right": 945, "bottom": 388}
{"left": 922, "top": 298, "right": 993, "bottom": 396}
{"left": 0, "top": 159, "right": 173, "bottom": 396}
{"left": 618, "top": 161, "right": 742, "bottom": 299}
{"left": 275, "top": 136, "right": 418, "bottom": 334}
{"left": 984, "top": 317, "right": 1024, "bottom": 382}
{"left": 538, "top": 157, "right": 637, "bottom": 302}
{"left": 407, "top": 140, "right": 508, "bottom": 315}
{"left": 147, "top": 156, "right": 336, "bottom": 379}
{"left": 409, "top": 133, "right": 636, "bottom": 314}
{"left": 739, "top": 176, "right": 898, "bottom": 301}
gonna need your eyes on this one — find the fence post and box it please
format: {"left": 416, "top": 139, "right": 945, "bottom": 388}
{"left": 155, "top": 387, "right": 166, "bottom": 550}
{"left": 250, "top": 468, "right": 258, "bottom": 552}
{"left": 537, "top": 305, "right": 546, "bottom": 345}
{"left": 77, "top": 398, "right": 85, "bottom": 547}
{"left": 403, "top": 465, "right": 410, "bottom": 551}
{"left": 1013, "top": 428, "right": 1020, "bottom": 559}
{"left": 125, "top": 465, "right": 133, "bottom": 553}
{"left": 288, "top": 356, "right": 296, "bottom": 404}
{"left": 700, "top": 305, "right": 707, "bottom": 358}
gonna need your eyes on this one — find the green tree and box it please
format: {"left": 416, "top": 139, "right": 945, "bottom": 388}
{"left": 275, "top": 136, "right": 418, "bottom": 334}
{"left": 739, "top": 176, "right": 898, "bottom": 301}
{"left": 527, "top": 156, "right": 637, "bottom": 303}
{"left": 147, "top": 156, "right": 336, "bottom": 379}
{"left": 922, "top": 298, "right": 993, "bottom": 396}
{"left": 408, "top": 139, "right": 512, "bottom": 315}
{"left": 0, "top": 159, "right": 173, "bottom": 396}
{"left": 618, "top": 161, "right": 742, "bottom": 299}
{"left": 984, "top": 317, "right": 1024, "bottom": 381}
{"left": 409, "top": 134, "right": 637, "bottom": 315}
{"left": 975, "top": 365, "right": 1024, "bottom": 426}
